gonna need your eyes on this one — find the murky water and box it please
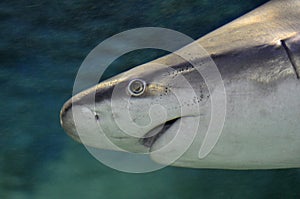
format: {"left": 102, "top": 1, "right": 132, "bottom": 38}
{"left": 1, "top": 0, "right": 299, "bottom": 198}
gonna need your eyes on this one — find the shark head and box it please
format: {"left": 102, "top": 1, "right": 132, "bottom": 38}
{"left": 60, "top": 59, "right": 204, "bottom": 154}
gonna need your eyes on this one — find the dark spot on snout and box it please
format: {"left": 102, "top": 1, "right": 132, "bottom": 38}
{"left": 95, "top": 114, "right": 99, "bottom": 120}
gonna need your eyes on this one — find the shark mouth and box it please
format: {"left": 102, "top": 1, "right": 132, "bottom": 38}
{"left": 139, "top": 118, "right": 180, "bottom": 148}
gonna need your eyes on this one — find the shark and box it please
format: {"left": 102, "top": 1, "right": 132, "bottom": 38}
{"left": 60, "top": 0, "right": 300, "bottom": 169}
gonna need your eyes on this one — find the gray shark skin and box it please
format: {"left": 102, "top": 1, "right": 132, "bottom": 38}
{"left": 60, "top": 0, "right": 300, "bottom": 169}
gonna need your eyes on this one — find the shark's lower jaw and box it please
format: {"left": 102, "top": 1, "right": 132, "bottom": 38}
{"left": 139, "top": 117, "right": 180, "bottom": 148}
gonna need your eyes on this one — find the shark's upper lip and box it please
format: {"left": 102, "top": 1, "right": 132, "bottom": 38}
{"left": 139, "top": 117, "right": 180, "bottom": 148}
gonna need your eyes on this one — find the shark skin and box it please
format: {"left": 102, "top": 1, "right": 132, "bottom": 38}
{"left": 60, "top": 0, "right": 300, "bottom": 170}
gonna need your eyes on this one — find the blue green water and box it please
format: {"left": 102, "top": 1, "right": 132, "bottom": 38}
{"left": 1, "top": 0, "right": 300, "bottom": 198}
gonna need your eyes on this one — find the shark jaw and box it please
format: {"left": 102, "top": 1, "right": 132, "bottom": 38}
{"left": 60, "top": 94, "right": 196, "bottom": 154}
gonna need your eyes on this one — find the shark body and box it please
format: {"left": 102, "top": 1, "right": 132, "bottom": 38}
{"left": 61, "top": 0, "right": 300, "bottom": 169}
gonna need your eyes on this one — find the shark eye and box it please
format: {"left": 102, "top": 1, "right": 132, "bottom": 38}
{"left": 128, "top": 79, "right": 146, "bottom": 96}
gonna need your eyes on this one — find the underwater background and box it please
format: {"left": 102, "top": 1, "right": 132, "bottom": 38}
{"left": 1, "top": 0, "right": 300, "bottom": 198}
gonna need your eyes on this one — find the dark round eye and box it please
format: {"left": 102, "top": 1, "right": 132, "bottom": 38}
{"left": 128, "top": 79, "right": 146, "bottom": 96}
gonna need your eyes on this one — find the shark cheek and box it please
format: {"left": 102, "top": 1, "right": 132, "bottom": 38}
{"left": 149, "top": 116, "right": 200, "bottom": 166}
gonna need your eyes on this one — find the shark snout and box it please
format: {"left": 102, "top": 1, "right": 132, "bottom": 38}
{"left": 60, "top": 81, "right": 115, "bottom": 134}
{"left": 59, "top": 80, "right": 126, "bottom": 148}
{"left": 60, "top": 98, "right": 80, "bottom": 141}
